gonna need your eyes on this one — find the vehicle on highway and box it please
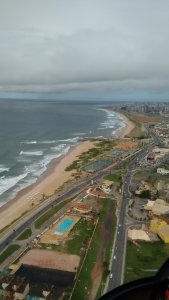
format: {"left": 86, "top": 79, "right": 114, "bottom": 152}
{"left": 110, "top": 273, "right": 113, "bottom": 279}
{"left": 114, "top": 255, "right": 116, "bottom": 260}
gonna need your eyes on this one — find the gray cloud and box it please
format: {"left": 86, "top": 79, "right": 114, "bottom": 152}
{"left": 0, "top": 0, "right": 169, "bottom": 99}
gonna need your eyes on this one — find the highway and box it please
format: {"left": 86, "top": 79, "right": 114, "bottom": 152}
{"left": 107, "top": 142, "right": 155, "bottom": 291}
{"left": 0, "top": 159, "right": 122, "bottom": 254}
{"left": 0, "top": 134, "right": 156, "bottom": 270}
{"left": 0, "top": 143, "right": 146, "bottom": 255}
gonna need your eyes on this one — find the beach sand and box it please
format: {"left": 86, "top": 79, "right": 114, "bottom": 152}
{"left": 0, "top": 140, "right": 94, "bottom": 230}
{"left": 117, "top": 112, "right": 134, "bottom": 137}
{"left": 112, "top": 111, "right": 134, "bottom": 138}
{"left": 0, "top": 112, "right": 134, "bottom": 231}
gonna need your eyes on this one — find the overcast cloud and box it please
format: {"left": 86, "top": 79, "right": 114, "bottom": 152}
{"left": 0, "top": 0, "right": 169, "bottom": 100}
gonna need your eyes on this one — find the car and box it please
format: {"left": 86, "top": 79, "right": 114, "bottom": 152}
{"left": 110, "top": 273, "right": 113, "bottom": 279}
{"left": 114, "top": 255, "right": 116, "bottom": 259}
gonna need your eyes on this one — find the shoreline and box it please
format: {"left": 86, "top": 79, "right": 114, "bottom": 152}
{"left": 0, "top": 140, "right": 94, "bottom": 230}
{"left": 0, "top": 110, "right": 134, "bottom": 231}
{"left": 105, "top": 109, "right": 134, "bottom": 138}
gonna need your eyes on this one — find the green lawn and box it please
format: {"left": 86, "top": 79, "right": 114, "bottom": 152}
{"left": 65, "top": 219, "right": 94, "bottom": 254}
{"left": 16, "top": 228, "right": 32, "bottom": 240}
{"left": 0, "top": 244, "right": 20, "bottom": 264}
{"left": 125, "top": 241, "right": 169, "bottom": 283}
{"left": 104, "top": 173, "right": 122, "bottom": 183}
{"left": 125, "top": 115, "right": 149, "bottom": 139}
{"left": 34, "top": 199, "right": 71, "bottom": 229}
{"left": 71, "top": 198, "right": 116, "bottom": 300}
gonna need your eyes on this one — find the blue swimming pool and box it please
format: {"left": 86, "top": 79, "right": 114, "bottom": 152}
{"left": 56, "top": 219, "right": 74, "bottom": 232}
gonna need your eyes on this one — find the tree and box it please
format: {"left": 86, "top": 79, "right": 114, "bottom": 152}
{"left": 139, "top": 190, "right": 151, "bottom": 199}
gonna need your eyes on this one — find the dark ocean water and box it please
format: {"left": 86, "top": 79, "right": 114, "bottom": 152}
{"left": 0, "top": 99, "right": 125, "bottom": 206}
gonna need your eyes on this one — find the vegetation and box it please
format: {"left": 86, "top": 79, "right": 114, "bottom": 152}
{"left": 65, "top": 160, "right": 81, "bottom": 171}
{"left": 125, "top": 241, "right": 169, "bottom": 283}
{"left": 71, "top": 198, "right": 116, "bottom": 300}
{"left": 16, "top": 228, "right": 32, "bottom": 240}
{"left": 104, "top": 173, "right": 122, "bottom": 183}
{"left": 94, "top": 140, "right": 116, "bottom": 150}
{"left": 126, "top": 115, "right": 149, "bottom": 139}
{"left": 41, "top": 218, "right": 96, "bottom": 255}
{"left": 34, "top": 199, "right": 71, "bottom": 229}
{"left": 0, "top": 244, "right": 20, "bottom": 264}
{"left": 138, "top": 190, "right": 151, "bottom": 199}
{"left": 65, "top": 140, "right": 116, "bottom": 172}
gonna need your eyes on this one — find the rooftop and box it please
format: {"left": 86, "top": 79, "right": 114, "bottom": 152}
{"left": 158, "top": 225, "right": 169, "bottom": 239}
{"left": 19, "top": 249, "right": 80, "bottom": 273}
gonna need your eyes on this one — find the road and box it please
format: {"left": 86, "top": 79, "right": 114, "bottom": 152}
{"left": 0, "top": 135, "right": 155, "bottom": 266}
{"left": 0, "top": 157, "right": 126, "bottom": 254}
{"left": 0, "top": 142, "right": 147, "bottom": 255}
{"left": 107, "top": 142, "right": 155, "bottom": 291}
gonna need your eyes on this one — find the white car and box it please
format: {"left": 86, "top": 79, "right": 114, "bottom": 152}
{"left": 114, "top": 255, "right": 116, "bottom": 259}
{"left": 110, "top": 273, "right": 113, "bottom": 279}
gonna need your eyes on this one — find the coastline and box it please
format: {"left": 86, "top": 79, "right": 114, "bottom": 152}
{"left": 106, "top": 109, "right": 134, "bottom": 138}
{"left": 0, "top": 140, "right": 94, "bottom": 230}
{"left": 0, "top": 110, "right": 134, "bottom": 231}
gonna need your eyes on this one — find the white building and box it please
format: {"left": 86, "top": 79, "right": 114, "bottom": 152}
{"left": 157, "top": 168, "right": 169, "bottom": 175}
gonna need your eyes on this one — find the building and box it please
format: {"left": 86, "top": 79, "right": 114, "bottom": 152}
{"left": 135, "top": 181, "right": 151, "bottom": 195}
{"left": 100, "top": 179, "right": 114, "bottom": 193}
{"left": 144, "top": 200, "right": 155, "bottom": 211}
{"left": 144, "top": 199, "right": 169, "bottom": 215}
{"left": 73, "top": 203, "right": 92, "bottom": 214}
{"left": 150, "top": 219, "right": 167, "bottom": 233}
{"left": 19, "top": 249, "right": 80, "bottom": 274}
{"left": 152, "top": 148, "right": 169, "bottom": 161}
{"left": 0, "top": 276, "right": 29, "bottom": 300}
{"left": 157, "top": 225, "right": 169, "bottom": 243}
{"left": 147, "top": 153, "right": 155, "bottom": 164}
{"left": 157, "top": 168, "right": 169, "bottom": 175}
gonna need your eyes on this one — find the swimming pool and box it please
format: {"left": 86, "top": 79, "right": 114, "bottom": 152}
{"left": 55, "top": 218, "right": 74, "bottom": 233}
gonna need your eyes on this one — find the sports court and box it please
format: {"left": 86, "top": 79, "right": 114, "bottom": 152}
{"left": 40, "top": 214, "right": 80, "bottom": 244}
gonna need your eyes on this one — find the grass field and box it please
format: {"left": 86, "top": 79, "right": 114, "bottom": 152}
{"left": 71, "top": 198, "right": 116, "bottom": 300}
{"left": 126, "top": 115, "right": 149, "bottom": 139}
{"left": 125, "top": 241, "right": 169, "bottom": 283}
{"left": 104, "top": 173, "right": 122, "bottom": 183}
{"left": 16, "top": 228, "right": 32, "bottom": 240}
{"left": 0, "top": 244, "right": 20, "bottom": 264}
{"left": 65, "top": 140, "right": 116, "bottom": 172}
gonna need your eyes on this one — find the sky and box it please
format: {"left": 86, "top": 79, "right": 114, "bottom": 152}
{"left": 0, "top": 0, "right": 169, "bottom": 101}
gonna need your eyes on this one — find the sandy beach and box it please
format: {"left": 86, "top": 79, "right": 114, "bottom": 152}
{"left": 116, "top": 111, "right": 134, "bottom": 138}
{"left": 0, "top": 140, "right": 94, "bottom": 230}
{"left": 0, "top": 112, "right": 134, "bottom": 231}
{"left": 105, "top": 109, "right": 134, "bottom": 138}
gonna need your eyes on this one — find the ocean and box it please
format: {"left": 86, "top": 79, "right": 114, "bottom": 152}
{"left": 0, "top": 99, "right": 125, "bottom": 206}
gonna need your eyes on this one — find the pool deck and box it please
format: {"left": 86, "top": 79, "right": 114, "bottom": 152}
{"left": 39, "top": 214, "right": 80, "bottom": 245}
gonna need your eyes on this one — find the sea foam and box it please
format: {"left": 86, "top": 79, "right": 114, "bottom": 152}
{"left": 0, "top": 173, "right": 28, "bottom": 196}
{"left": 0, "top": 166, "right": 10, "bottom": 173}
{"left": 20, "top": 150, "right": 43, "bottom": 156}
